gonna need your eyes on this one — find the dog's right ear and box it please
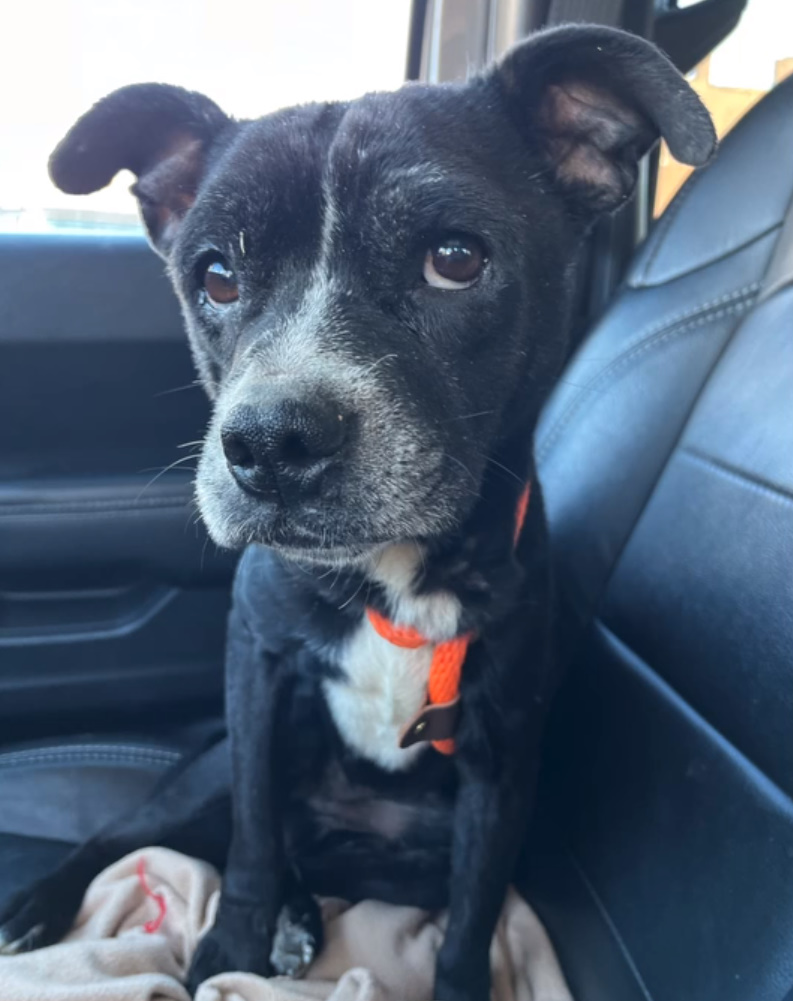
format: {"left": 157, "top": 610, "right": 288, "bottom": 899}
{"left": 49, "top": 84, "right": 231, "bottom": 256}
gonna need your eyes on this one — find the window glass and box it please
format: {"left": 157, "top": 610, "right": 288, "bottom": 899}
{"left": 0, "top": 0, "right": 412, "bottom": 233}
{"left": 655, "top": 0, "right": 793, "bottom": 216}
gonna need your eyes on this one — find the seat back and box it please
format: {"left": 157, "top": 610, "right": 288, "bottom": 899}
{"left": 535, "top": 75, "right": 793, "bottom": 1001}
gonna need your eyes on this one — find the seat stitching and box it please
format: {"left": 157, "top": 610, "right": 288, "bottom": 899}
{"left": 0, "top": 752, "right": 179, "bottom": 764}
{"left": 597, "top": 622, "right": 793, "bottom": 809}
{"left": 587, "top": 293, "right": 773, "bottom": 627}
{"left": 538, "top": 282, "right": 758, "bottom": 461}
{"left": 0, "top": 754, "right": 178, "bottom": 771}
{"left": 537, "top": 286, "right": 758, "bottom": 464}
{"left": 0, "top": 497, "right": 189, "bottom": 517}
{"left": 639, "top": 168, "right": 699, "bottom": 285}
{"left": 778, "top": 983, "right": 793, "bottom": 1001}
{"left": 0, "top": 746, "right": 181, "bottom": 769}
{"left": 0, "top": 743, "right": 180, "bottom": 758}
{"left": 680, "top": 448, "right": 793, "bottom": 505}
{"left": 0, "top": 761, "right": 177, "bottom": 778}
{"left": 566, "top": 852, "right": 655, "bottom": 1001}
{"left": 640, "top": 221, "right": 782, "bottom": 286}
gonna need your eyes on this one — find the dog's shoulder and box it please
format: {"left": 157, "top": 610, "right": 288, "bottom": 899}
{"left": 231, "top": 544, "right": 306, "bottom": 649}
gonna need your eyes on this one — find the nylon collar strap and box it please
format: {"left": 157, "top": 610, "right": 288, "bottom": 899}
{"left": 366, "top": 484, "right": 531, "bottom": 755}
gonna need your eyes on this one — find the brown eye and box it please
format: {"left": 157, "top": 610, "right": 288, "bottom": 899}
{"left": 423, "top": 236, "right": 486, "bottom": 289}
{"left": 203, "top": 257, "right": 239, "bottom": 305}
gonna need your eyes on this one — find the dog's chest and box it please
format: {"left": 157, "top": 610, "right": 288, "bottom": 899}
{"left": 323, "top": 544, "right": 462, "bottom": 772}
{"left": 324, "top": 622, "right": 434, "bottom": 771}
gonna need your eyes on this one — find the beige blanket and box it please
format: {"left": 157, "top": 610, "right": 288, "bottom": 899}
{"left": 0, "top": 848, "right": 572, "bottom": 1001}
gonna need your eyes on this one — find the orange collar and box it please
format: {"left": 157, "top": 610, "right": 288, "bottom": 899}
{"left": 366, "top": 483, "right": 530, "bottom": 755}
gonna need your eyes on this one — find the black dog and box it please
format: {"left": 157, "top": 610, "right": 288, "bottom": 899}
{"left": 0, "top": 25, "right": 714, "bottom": 1000}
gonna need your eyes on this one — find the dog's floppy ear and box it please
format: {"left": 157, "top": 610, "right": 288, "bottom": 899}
{"left": 49, "top": 84, "right": 231, "bottom": 254}
{"left": 491, "top": 25, "right": 716, "bottom": 217}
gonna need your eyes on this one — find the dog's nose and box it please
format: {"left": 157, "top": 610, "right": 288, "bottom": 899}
{"left": 221, "top": 398, "right": 347, "bottom": 498}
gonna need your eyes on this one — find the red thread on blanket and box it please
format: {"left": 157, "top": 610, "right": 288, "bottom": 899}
{"left": 136, "top": 858, "right": 167, "bottom": 934}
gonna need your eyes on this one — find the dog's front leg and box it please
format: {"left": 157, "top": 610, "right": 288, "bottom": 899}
{"left": 433, "top": 478, "right": 557, "bottom": 1001}
{"left": 434, "top": 720, "right": 540, "bottom": 1001}
{"left": 435, "top": 596, "right": 553, "bottom": 998}
{"left": 186, "top": 608, "right": 289, "bottom": 992}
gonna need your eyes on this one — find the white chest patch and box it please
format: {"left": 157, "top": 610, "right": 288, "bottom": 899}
{"left": 324, "top": 543, "right": 462, "bottom": 772}
{"left": 324, "top": 619, "right": 434, "bottom": 771}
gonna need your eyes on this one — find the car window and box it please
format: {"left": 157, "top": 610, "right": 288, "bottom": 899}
{"left": 655, "top": 0, "right": 793, "bottom": 216}
{"left": 0, "top": 0, "right": 412, "bottom": 235}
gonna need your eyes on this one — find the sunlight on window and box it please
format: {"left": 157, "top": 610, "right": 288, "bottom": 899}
{"left": 0, "top": 0, "right": 412, "bottom": 233}
{"left": 655, "top": 0, "right": 792, "bottom": 216}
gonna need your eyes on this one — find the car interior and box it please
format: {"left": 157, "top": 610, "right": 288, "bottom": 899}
{"left": 0, "top": 1, "right": 791, "bottom": 999}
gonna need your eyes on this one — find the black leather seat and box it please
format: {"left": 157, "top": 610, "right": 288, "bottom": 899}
{"left": 1, "top": 76, "right": 791, "bottom": 1001}
{"left": 525, "top": 73, "right": 793, "bottom": 1001}
{"left": 0, "top": 738, "right": 185, "bottom": 904}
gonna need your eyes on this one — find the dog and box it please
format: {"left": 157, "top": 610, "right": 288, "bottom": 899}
{"left": 0, "top": 25, "right": 714, "bottom": 1000}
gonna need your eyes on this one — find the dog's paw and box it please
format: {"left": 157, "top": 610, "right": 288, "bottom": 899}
{"left": 0, "top": 875, "right": 82, "bottom": 955}
{"left": 269, "top": 893, "right": 322, "bottom": 978}
{"left": 186, "top": 898, "right": 274, "bottom": 995}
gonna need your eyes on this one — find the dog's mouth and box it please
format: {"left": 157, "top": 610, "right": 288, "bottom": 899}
{"left": 199, "top": 488, "right": 391, "bottom": 565}
{"left": 270, "top": 539, "right": 382, "bottom": 568}
{"left": 257, "top": 514, "right": 389, "bottom": 566}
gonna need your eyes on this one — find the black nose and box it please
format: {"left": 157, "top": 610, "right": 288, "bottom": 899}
{"left": 221, "top": 397, "right": 347, "bottom": 498}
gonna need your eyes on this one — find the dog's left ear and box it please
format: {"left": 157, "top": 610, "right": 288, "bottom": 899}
{"left": 490, "top": 25, "right": 716, "bottom": 217}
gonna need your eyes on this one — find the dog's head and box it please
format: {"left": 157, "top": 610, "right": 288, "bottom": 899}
{"left": 50, "top": 26, "right": 714, "bottom": 564}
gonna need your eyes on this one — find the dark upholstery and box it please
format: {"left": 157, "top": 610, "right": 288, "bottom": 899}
{"left": 527, "top": 73, "right": 793, "bottom": 1001}
{"left": 1, "top": 76, "right": 791, "bottom": 1001}
{"left": 0, "top": 739, "right": 182, "bottom": 902}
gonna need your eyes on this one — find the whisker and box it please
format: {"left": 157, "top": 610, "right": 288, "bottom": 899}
{"left": 415, "top": 539, "right": 427, "bottom": 579}
{"left": 444, "top": 453, "right": 480, "bottom": 489}
{"left": 136, "top": 454, "right": 201, "bottom": 499}
{"left": 140, "top": 454, "right": 200, "bottom": 473}
{"left": 338, "top": 572, "right": 367, "bottom": 611}
{"left": 200, "top": 533, "right": 211, "bottom": 571}
{"left": 484, "top": 456, "right": 523, "bottom": 485}
{"left": 362, "top": 353, "right": 398, "bottom": 377}
{"left": 154, "top": 381, "right": 202, "bottom": 398}
{"left": 441, "top": 409, "right": 496, "bottom": 424}
{"left": 290, "top": 559, "right": 313, "bottom": 577}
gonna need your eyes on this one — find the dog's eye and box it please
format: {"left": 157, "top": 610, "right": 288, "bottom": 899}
{"left": 423, "top": 237, "right": 486, "bottom": 290}
{"left": 202, "top": 257, "right": 239, "bottom": 305}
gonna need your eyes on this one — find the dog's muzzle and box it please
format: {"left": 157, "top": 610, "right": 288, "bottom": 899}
{"left": 220, "top": 394, "right": 349, "bottom": 502}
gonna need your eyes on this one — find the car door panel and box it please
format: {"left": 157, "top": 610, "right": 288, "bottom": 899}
{"left": 0, "top": 233, "right": 234, "bottom": 732}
